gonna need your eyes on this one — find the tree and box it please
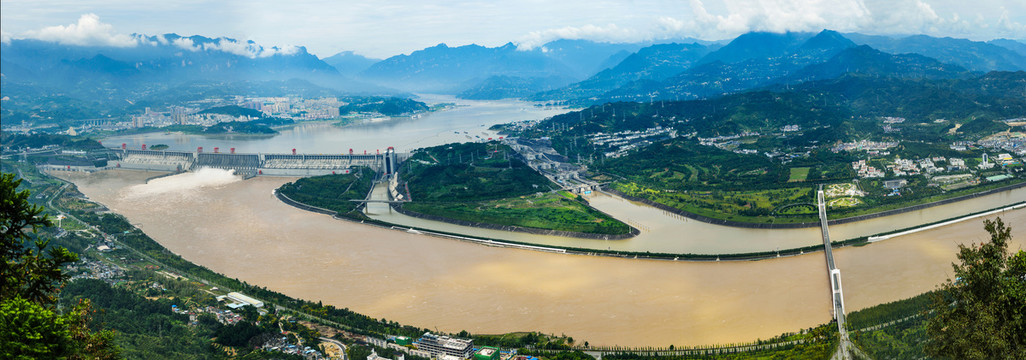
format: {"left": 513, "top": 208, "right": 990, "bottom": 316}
{"left": 0, "top": 172, "right": 119, "bottom": 359}
{"left": 926, "top": 217, "right": 1026, "bottom": 359}
{"left": 2, "top": 172, "right": 78, "bottom": 303}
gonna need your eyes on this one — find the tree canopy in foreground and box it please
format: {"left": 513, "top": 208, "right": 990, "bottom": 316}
{"left": 927, "top": 217, "right": 1026, "bottom": 359}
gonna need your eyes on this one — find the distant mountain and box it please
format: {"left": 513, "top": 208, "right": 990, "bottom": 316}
{"left": 0, "top": 34, "right": 390, "bottom": 96}
{"left": 597, "top": 30, "right": 857, "bottom": 102}
{"left": 358, "top": 42, "right": 578, "bottom": 93}
{"left": 457, "top": 75, "right": 577, "bottom": 100}
{"left": 530, "top": 39, "right": 648, "bottom": 77}
{"left": 696, "top": 31, "right": 815, "bottom": 65}
{"left": 357, "top": 40, "right": 672, "bottom": 95}
{"left": 845, "top": 33, "right": 1026, "bottom": 71}
{"left": 532, "top": 42, "right": 713, "bottom": 101}
{"left": 778, "top": 45, "right": 969, "bottom": 84}
{"left": 321, "top": 51, "right": 380, "bottom": 76}
{"left": 989, "top": 39, "right": 1026, "bottom": 57}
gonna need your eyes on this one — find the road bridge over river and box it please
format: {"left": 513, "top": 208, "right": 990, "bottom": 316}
{"left": 818, "top": 185, "right": 863, "bottom": 360}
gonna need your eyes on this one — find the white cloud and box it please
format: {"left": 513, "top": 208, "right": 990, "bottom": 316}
{"left": 517, "top": 23, "right": 646, "bottom": 49}
{"left": 22, "top": 13, "right": 138, "bottom": 47}
{"left": 171, "top": 37, "right": 200, "bottom": 52}
{"left": 1, "top": 29, "right": 11, "bottom": 45}
{"left": 166, "top": 34, "right": 300, "bottom": 58}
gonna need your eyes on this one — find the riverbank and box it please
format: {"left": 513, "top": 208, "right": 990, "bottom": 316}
{"left": 392, "top": 200, "right": 640, "bottom": 240}
{"left": 53, "top": 168, "right": 1026, "bottom": 347}
{"left": 275, "top": 178, "right": 1022, "bottom": 260}
{"left": 603, "top": 179, "right": 1026, "bottom": 229}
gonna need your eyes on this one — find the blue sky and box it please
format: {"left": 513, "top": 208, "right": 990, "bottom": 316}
{"left": 2, "top": 0, "right": 1024, "bottom": 59}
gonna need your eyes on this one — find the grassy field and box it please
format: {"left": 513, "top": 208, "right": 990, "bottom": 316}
{"left": 613, "top": 182, "right": 820, "bottom": 223}
{"left": 403, "top": 192, "right": 631, "bottom": 235}
{"left": 788, "top": 167, "right": 811, "bottom": 182}
{"left": 402, "top": 142, "right": 630, "bottom": 235}
{"left": 613, "top": 176, "right": 1025, "bottom": 224}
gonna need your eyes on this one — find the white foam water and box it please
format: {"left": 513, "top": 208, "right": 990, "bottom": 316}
{"left": 123, "top": 167, "right": 241, "bottom": 199}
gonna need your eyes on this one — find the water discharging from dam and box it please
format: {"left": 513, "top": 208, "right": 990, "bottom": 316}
{"left": 58, "top": 169, "right": 1026, "bottom": 347}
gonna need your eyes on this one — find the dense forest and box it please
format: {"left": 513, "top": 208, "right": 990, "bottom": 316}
{"left": 404, "top": 142, "right": 553, "bottom": 202}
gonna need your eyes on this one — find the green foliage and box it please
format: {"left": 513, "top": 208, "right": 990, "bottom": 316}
{"left": 403, "top": 192, "right": 630, "bottom": 235}
{"left": 0, "top": 132, "right": 106, "bottom": 152}
{"left": 926, "top": 217, "right": 1026, "bottom": 359}
{"left": 847, "top": 292, "right": 933, "bottom": 330}
{"left": 405, "top": 142, "right": 553, "bottom": 202}
{"left": 1, "top": 172, "right": 119, "bottom": 359}
{"left": 402, "top": 142, "right": 630, "bottom": 234}
{"left": 277, "top": 167, "right": 376, "bottom": 218}
{"left": 852, "top": 317, "right": 928, "bottom": 360}
{"left": 202, "top": 121, "right": 278, "bottom": 135}
{"left": 0, "top": 296, "right": 72, "bottom": 359}
{"left": 600, "top": 139, "right": 784, "bottom": 191}
{"left": 1, "top": 172, "right": 77, "bottom": 304}
{"left": 339, "top": 97, "right": 429, "bottom": 116}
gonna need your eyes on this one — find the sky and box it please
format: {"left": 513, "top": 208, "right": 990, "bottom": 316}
{"left": 1, "top": 0, "right": 1024, "bottom": 59}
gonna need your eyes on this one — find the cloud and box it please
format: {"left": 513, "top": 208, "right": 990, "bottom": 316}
{"left": 22, "top": 14, "right": 138, "bottom": 47}
{"left": 1, "top": 29, "right": 11, "bottom": 45}
{"left": 516, "top": 0, "right": 1022, "bottom": 48}
{"left": 516, "top": 24, "right": 647, "bottom": 50}
{"left": 166, "top": 34, "right": 300, "bottom": 58}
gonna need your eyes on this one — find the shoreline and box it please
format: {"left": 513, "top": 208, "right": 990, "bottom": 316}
{"left": 272, "top": 179, "right": 1026, "bottom": 261}
{"left": 603, "top": 179, "right": 1026, "bottom": 229}
{"left": 389, "top": 202, "right": 640, "bottom": 240}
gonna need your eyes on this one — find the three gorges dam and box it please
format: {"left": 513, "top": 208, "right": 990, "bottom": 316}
{"left": 42, "top": 143, "right": 406, "bottom": 180}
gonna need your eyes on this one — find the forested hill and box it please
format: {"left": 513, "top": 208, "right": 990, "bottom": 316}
{"left": 533, "top": 31, "right": 1026, "bottom": 105}
{"left": 526, "top": 72, "right": 1026, "bottom": 142}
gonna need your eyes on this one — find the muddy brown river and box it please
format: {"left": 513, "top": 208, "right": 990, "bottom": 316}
{"left": 57, "top": 169, "right": 1025, "bottom": 347}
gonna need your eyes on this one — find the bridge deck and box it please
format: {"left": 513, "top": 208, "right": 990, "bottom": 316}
{"left": 819, "top": 185, "right": 852, "bottom": 360}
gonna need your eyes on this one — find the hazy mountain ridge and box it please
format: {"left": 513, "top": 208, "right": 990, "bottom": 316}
{"left": 0, "top": 34, "right": 389, "bottom": 96}
{"left": 597, "top": 30, "right": 859, "bottom": 102}
{"left": 543, "top": 30, "right": 1025, "bottom": 105}
{"left": 355, "top": 39, "right": 685, "bottom": 96}
{"left": 321, "top": 51, "right": 381, "bottom": 77}
{"left": 531, "top": 42, "right": 715, "bottom": 101}
{"left": 457, "top": 75, "right": 579, "bottom": 100}
{"left": 844, "top": 33, "right": 1026, "bottom": 72}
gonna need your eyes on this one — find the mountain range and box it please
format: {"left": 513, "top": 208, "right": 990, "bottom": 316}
{"left": 2, "top": 30, "right": 1025, "bottom": 124}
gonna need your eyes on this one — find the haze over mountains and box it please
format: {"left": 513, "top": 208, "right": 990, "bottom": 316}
{"left": 2, "top": 29, "right": 1025, "bottom": 123}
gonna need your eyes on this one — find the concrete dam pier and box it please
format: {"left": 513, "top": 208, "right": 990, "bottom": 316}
{"left": 107, "top": 147, "right": 405, "bottom": 178}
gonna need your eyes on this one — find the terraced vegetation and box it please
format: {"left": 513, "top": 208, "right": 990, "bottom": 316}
{"left": 402, "top": 142, "right": 631, "bottom": 235}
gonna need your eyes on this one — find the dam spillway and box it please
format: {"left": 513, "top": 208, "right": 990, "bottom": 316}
{"left": 106, "top": 147, "right": 405, "bottom": 178}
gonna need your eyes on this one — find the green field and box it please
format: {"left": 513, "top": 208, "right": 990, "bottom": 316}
{"left": 613, "top": 181, "right": 819, "bottom": 223}
{"left": 788, "top": 167, "right": 811, "bottom": 182}
{"left": 401, "top": 142, "right": 630, "bottom": 235}
{"left": 403, "top": 192, "right": 631, "bottom": 235}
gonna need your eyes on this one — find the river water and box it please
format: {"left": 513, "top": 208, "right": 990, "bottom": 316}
{"left": 77, "top": 97, "right": 1026, "bottom": 346}
{"left": 103, "top": 95, "right": 566, "bottom": 154}
{"left": 368, "top": 182, "right": 1026, "bottom": 254}
{"left": 58, "top": 169, "right": 1025, "bottom": 347}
